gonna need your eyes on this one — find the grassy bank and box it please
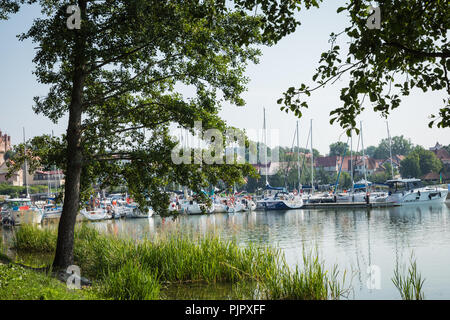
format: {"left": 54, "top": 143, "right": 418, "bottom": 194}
{"left": 0, "top": 263, "right": 96, "bottom": 300}
{"left": 8, "top": 224, "right": 351, "bottom": 300}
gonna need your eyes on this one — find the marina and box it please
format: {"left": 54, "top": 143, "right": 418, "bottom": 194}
{"left": 0, "top": 0, "right": 449, "bottom": 304}
{"left": 3, "top": 201, "right": 449, "bottom": 299}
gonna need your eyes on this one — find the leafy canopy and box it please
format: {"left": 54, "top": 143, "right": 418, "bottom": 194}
{"left": 278, "top": 0, "right": 450, "bottom": 133}
{"left": 399, "top": 146, "right": 442, "bottom": 178}
{"left": 2, "top": 0, "right": 320, "bottom": 214}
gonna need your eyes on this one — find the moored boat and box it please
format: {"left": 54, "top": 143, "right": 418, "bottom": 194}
{"left": 0, "top": 198, "right": 44, "bottom": 225}
{"left": 385, "top": 178, "right": 448, "bottom": 205}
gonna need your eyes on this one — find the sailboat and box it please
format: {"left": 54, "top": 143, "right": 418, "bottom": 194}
{"left": 0, "top": 128, "right": 44, "bottom": 226}
{"left": 256, "top": 111, "right": 303, "bottom": 210}
{"left": 335, "top": 121, "right": 388, "bottom": 203}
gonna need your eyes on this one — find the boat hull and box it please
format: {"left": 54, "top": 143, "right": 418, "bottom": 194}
{"left": 386, "top": 187, "right": 448, "bottom": 205}
{"left": 2, "top": 209, "right": 44, "bottom": 225}
{"left": 257, "top": 199, "right": 303, "bottom": 210}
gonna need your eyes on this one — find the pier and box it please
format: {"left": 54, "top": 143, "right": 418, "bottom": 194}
{"left": 301, "top": 201, "right": 400, "bottom": 209}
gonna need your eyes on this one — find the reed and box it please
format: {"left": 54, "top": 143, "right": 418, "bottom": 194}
{"left": 97, "top": 260, "right": 160, "bottom": 300}
{"left": 11, "top": 224, "right": 351, "bottom": 300}
{"left": 257, "top": 248, "right": 351, "bottom": 300}
{"left": 13, "top": 224, "right": 57, "bottom": 253}
{"left": 392, "top": 253, "right": 425, "bottom": 300}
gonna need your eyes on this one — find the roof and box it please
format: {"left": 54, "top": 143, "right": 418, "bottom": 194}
{"left": 429, "top": 142, "right": 444, "bottom": 151}
{"left": 354, "top": 156, "right": 379, "bottom": 170}
{"left": 421, "top": 172, "right": 449, "bottom": 180}
{"left": 34, "top": 170, "right": 64, "bottom": 175}
{"left": 315, "top": 156, "right": 339, "bottom": 167}
{"left": 433, "top": 148, "right": 450, "bottom": 161}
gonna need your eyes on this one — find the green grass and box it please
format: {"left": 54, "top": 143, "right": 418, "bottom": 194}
{"left": 0, "top": 263, "right": 96, "bottom": 300}
{"left": 10, "top": 224, "right": 351, "bottom": 300}
{"left": 392, "top": 253, "right": 425, "bottom": 300}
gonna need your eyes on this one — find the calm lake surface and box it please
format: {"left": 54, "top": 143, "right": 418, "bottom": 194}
{"left": 89, "top": 201, "right": 450, "bottom": 299}
{"left": 2, "top": 201, "right": 450, "bottom": 299}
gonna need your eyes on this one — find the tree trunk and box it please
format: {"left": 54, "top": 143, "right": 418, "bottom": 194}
{"left": 52, "top": 0, "right": 86, "bottom": 271}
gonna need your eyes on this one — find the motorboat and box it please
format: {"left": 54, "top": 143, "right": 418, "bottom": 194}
{"left": 180, "top": 199, "right": 215, "bottom": 215}
{"left": 385, "top": 178, "right": 448, "bottom": 205}
{"left": 42, "top": 203, "right": 63, "bottom": 220}
{"left": 80, "top": 208, "right": 110, "bottom": 221}
{"left": 0, "top": 198, "right": 44, "bottom": 225}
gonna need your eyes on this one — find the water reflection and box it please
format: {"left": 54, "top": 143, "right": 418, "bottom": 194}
{"left": 1, "top": 202, "right": 450, "bottom": 299}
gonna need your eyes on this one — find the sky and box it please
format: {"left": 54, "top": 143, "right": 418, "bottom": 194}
{"left": 0, "top": 2, "right": 448, "bottom": 155}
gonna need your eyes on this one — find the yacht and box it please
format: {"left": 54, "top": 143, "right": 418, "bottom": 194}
{"left": 385, "top": 178, "right": 448, "bottom": 205}
{"left": 256, "top": 185, "right": 303, "bottom": 210}
{"left": 336, "top": 181, "right": 388, "bottom": 203}
{"left": 0, "top": 198, "right": 44, "bottom": 225}
{"left": 179, "top": 199, "right": 215, "bottom": 215}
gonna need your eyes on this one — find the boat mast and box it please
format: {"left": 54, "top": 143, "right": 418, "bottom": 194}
{"left": 360, "top": 121, "right": 368, "bottom": 190}
{"left": 296, "top": 121, "right": 301, "bottom": 191}
{"left": 23, "top": 127, "right": 30, "bottom": 199}
{"left": 350, "top": 131, "right": 354, "bottom": 194}
{"left": 310, "top": 119, "right": 314, "bottom": 195}
{"left": 52, "top": 130, "right": 61, "bottom": 194}
{"left": 386, "top": 121, "right": 394, "bottom": 179}
{"left": 263, "top": 107, "right": 268, "bottom": 185}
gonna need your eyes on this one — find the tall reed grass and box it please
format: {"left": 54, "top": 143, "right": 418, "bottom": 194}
{"left": 392, "top": 253, "right": 425, "bottom": 300}
{"left": 258, "top": 248, "right": 351, "bottom": 300}
{"left": 11, "top": 224, "right": 351, "bottom": 300}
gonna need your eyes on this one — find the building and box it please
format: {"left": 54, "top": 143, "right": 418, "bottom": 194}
{"left": 429, "top": 142, "right": 450, "bottom": 168}
{"left": 429, "top": 142, "right": 444, "bottom": 152}
{"left": 376, "top": 155, "right": 405, "bottom": 172}
{"left": 0, "top": 130, "right": 12, "bottom": 165}
{"left": 315, "top": 155, "right": 373, "bottom": 175}
{"left": 315, "top": 156, "right": 341, "bottom": 172}
{"left": 31, "top": 169, "right": 65, "bottom": 188}
{"left": 0, "top": 129, "right": 65, "bottom": 188}
{"left": 353, "top": 156, "right": 380, "bottom": 175}
{"left": 254, "top": 161, "right": 293, "bottom": 176}
{"left": 0, "top": 161, "right": 23, "bottom": 186}
{"left": 421, "top": 172, "right": 449, "bottom": 183}
{"left": 0, "top": 129, "right": 20, "bottom": 185}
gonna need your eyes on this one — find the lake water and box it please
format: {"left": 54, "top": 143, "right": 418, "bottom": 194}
{"left": 89, "top": 201, "right": 450, "bottom": 299}
{"left": 2, "top": 201, "right": 450, "bottom": 299}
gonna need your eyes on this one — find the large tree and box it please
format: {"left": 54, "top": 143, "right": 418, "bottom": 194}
{"left": 1, "top": 0, "right": 319, "bottom": 270}
{"left": 373, "top": 135, "right": 413, "bottom": 159}
{"left": 400, "top": 146, "right": 442, "bottom": 178}
{"left": 278, "top": 0, "right": 450, "bottom": 132}
{"left": 329, "top": 141, "right": 349, "bottom": 157}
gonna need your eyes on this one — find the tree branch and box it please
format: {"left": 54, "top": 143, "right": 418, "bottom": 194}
{"left": 383, "top": 41, "right": 449, "bottom": 59}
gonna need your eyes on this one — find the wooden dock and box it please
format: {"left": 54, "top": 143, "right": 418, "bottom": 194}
{"left": 302, "top": 201, "right": 400, "bottom": 209}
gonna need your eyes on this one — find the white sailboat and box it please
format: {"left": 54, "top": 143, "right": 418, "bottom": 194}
{"left": 255, "top": 110, "right": 303, "bottom": 210}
